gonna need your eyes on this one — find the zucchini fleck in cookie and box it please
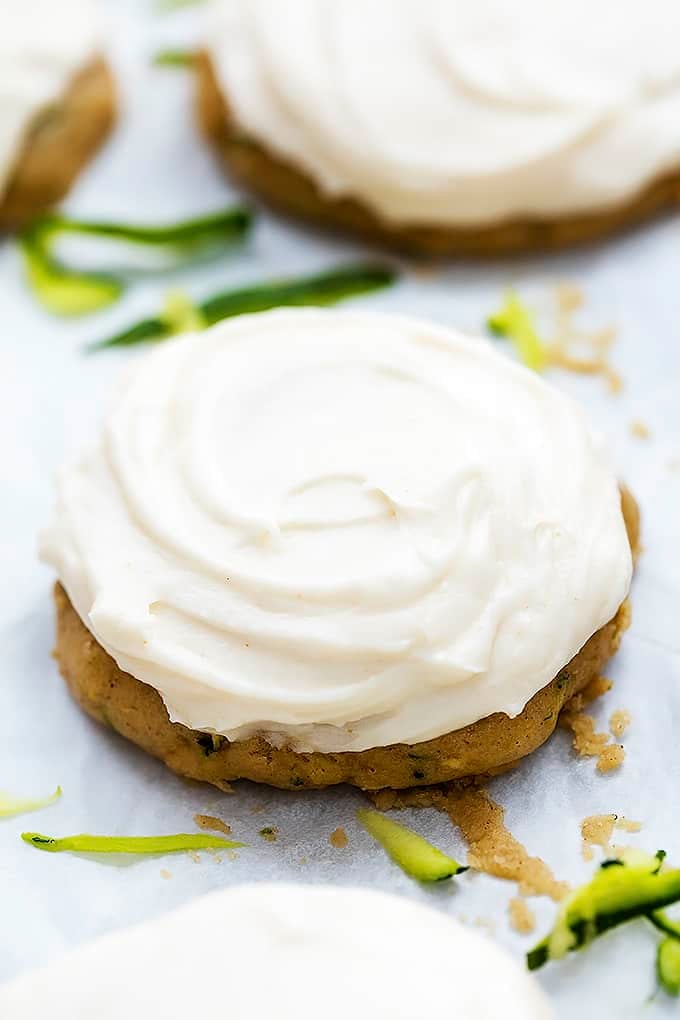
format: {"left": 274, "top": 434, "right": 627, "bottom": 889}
{"left": 0, "top": 1, "right": 115, "bottom": 231}
{"left": 196, "top": 0, "right": 680, "bottom": 256}
{"left": 41, "top": 309, "right": 637, "bottom": 791}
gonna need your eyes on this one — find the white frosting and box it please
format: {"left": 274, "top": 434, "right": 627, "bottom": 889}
{"left": 207, "top": 0, "right": 680, "bottom": 226}
{"left": 0, "top": 0, "right": 101, "bottom": 198}
{"left": 0, "top": 883, "right": 555, "bottom": 1019}
{"left": 41, "top": 308, "right": 632, "bottom": 753}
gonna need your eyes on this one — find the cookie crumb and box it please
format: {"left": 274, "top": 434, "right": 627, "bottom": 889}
{"left": 259, "top": 826, "right": 278, "bottom": 842}
{"left": 548, "top": 284, "right": 621, "bottom": 394}
{"left": 597, "top": 744, "right": 625, "bottom": 773}
{"left": 194, "top": 813, "right": 232, "bottom": 836}
{"left": 371, "top": 785, "right": 568, "bottom": 902}
{"left": 581, "top": 814, "right": 617, "bottom": 860}
{"left": 560, "top": 709, "right": 609, "bottom": 756}
{"left": 508, "top": 897, "right": 536, "bottom": 934}
{"left": 560, "top": 675, "right": 625, "bottom": 772}
{"left": 214, "top": 780, "right": 234, "bottom": 794}
{"left": 160, "top": 868, "right": 172, "bottom": 880}
{"left": 630, "top": 420, "right": 651, "bottom": 440}
{"left": 188, "top": 850, "right": 202, "bottom": 863}
{"left": 617, "top": 817, "right": 642, "bottom": 834}
{"left": 329, "top": 827, "right": 348, "bottom": 849}
{"left": 609, "top": 708, "right": 631, "bottom": 739}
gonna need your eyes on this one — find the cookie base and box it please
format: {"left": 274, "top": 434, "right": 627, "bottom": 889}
{"left": 195, "top": 53, "right": 680, "bottom": 257}
{"left": 52, "top": 489, "right": 639, "bottom": 792}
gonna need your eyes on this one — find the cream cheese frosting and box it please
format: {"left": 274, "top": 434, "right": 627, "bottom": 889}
{"left": 0, "top": 0, "right": 101, "bottom": 198}
{"left": 207, "top": 0, "right": 680, "bottom": 226}
{"left": 41, "top": 308, "right": 632, "bottom": 753}
{"left": 0, "top": 883, "right": 555, "bottom": 1019}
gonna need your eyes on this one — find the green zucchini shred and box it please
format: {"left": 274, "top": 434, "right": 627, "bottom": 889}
{"left": 91, "top": 262, "right": 397, "bottom": 351}
{"left": 18, "top": 206, "right": 252, "bottom": 317}
{"left": 487, "top": 291, "right": 547, "bottom": 372}
{"left": 153, "top": 49, "right": 196, "bottom": 68}
{"left": 528, "top": 851, "right": 680, "bottom": 971}
{"left": 0, "top": 786, "right": 62, "bottom": 820}
{"left": 657, "top": 936, "right": 680, "bottom": 995}
{"left": 20, "top": 231, "right": 122, "bottom": 316}
{"left": 34, "top": 207, "right": 251, "bottom": 252}
{"left": 357, "top": 808, "right": 467, "bottom": 883}
{"left": 22, "top": 831, "right": 245, "bottom": 855}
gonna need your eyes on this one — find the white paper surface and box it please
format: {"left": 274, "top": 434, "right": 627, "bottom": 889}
{"left": 2, "top": 3, "right": 680, "bottom": 1016}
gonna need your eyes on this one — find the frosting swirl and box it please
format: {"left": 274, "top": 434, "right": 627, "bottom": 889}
{"left": 41, "top": 309, "right": 632, "bottom": 752}
{"left": 207, "top": 0, "right": 680, "bottom": 225}
{"left": 0, "top": 0, "right": 101, "bottom": 196}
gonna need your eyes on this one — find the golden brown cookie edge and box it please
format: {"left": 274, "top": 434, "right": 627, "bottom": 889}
{"left": 51, "top": 489, "right": 639, "bottom": 792}
{"left": 194, "top": 52, "right": 680, "bottom": 257}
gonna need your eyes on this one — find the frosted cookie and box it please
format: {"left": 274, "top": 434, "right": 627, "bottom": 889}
{"left": 41, "top": 309, "right": 637, "bottom": 790}
{"left": 197, "top": 0, "right": 680, "bottom": 255}
{"left": 0, "top": 0, "right": 115, "bottom": 230}
{"left": 0, "top": 883, "right": 555, "bottom": 1019}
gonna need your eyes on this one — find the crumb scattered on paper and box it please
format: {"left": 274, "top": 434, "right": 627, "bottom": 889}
{"left": 630, "top": 420, "right": 651, "bottom": 440}
{"left": 259, "top": 826, "right": 278, "bottom": 842}
{"left": 371, "top": 785, "right": 568, "bottom": 901}
{"left": 329, "top": 827, "right": 348, "bottom": 849}
{"left": 617, "top": 818, "right": 642, "bottom": 834}
{"left": 546, "top": 283, "right": 622, "bottom": 393}
{"left": 560, "top": 709, "right": 610, "bottom": 756}
{"left": 581, "top": 814, "right": 617, "bottom": 860}
{"left": 581, "top": 814, "right": 642, "bottom": 859}
{"left": 610, "top": 709, "right": 631, "bottom": 739}
{"left": 160, "top": 868, "right": 172, "bottom": 880}
{"left": 214, "top": 780, "right": 234, "bottom": 794}
{"left": 508, "top": 897, "right": 536, "bottom": 934}
{"left": 597, "top": 745, "right": 625, "bottom": 773}
{"left": 188, "top": 850, "right": 202, "bottom": 864}
{"left": 560, "top": 676, "right": 625, "bottom": 773}
{"left": 194, "top": 813, "right": 232, "bottom": 835}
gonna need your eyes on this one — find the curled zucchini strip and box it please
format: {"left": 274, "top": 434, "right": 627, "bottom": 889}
{"left": 91, "top": 263, "right": 397, "bottom": 351}
{"left": 357, "top": 809, "right": 467, "bottom": 883}
{"left": 528, "top": 851, "right": 680, "bottom": 971}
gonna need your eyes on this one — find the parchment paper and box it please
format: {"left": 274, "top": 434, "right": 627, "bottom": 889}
{"left": 2, "top": 3, "right": 680, "bottom": 1016}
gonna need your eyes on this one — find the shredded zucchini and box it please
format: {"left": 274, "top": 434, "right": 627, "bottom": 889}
{"left": 19, "top": 207, "right": 252, "bottom": 317}
{"left": 20, "top": 232, "right": 122, "bottom": 315}
{"left": 153, "top": 49, "right": 196, "bottom": 67}
{"left": 357, "top": 808, "right": 467, "bottom": 882}
{"left": 528, "top": 851, "right": 680, "bottom": 971}
{"left": 22, "top": 831, "right": 244, "bottom": 855}
{"left": 0, "top": 787, "right": 61, "bottom": 820}
{"left": 487, "top": 291, "right": 547, "bottom": 372}
{"left": 91, "top": 262, "right": 397, "bottom": 351}
{"left": 658, "top": 937, "right": 680, "bottom": 995}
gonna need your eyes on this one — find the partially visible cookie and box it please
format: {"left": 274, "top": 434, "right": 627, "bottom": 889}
{"left": 0, "top": 59, "right": 116, "bottom": 230}
{"left": 54, "top": 575, "right": 633, "bottom": 792}
{"left": 42, "top": 308, "right": 637, "bottom": 792}
{"left": 0, "top": 885, "right": 555, "bottom": 1020}
{"left": 196, "top": 0, "right": 680, "bottom": 255}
